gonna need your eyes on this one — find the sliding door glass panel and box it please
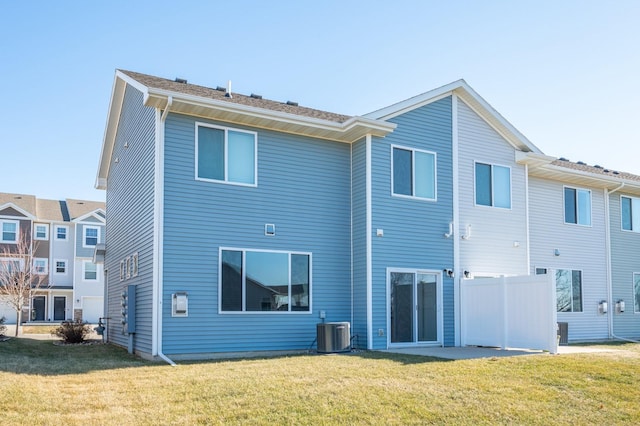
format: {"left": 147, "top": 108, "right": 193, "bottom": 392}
{"left": 390, "top": 272, "right": 414, "bottom": 343}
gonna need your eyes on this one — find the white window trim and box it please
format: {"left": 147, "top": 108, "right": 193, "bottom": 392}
{"left": 620, "top": 195, "right": 640, "bottom": 233}
{"left": 386, "top": 267, "right": 443, "bottom": 347}
{"left": 563, "top": 186, "right": 593, "bottom": 227}
{"left": 390, "top": 144, "right": 438, "bottom": 202}
{"left": 34, "top": 224, "right": 49, "bottom": 241}
{"left": 633, "top": 272, "right": 640, "bottom": 314}
{"left": 82, "top": 260, "right": 98, "bottom": 282}
{"left": 126, "top": 256, "right": 131, "bottom": 279}
{"left": 218, "top": 247, "right": 312, "bottom": 314}
{"left": 473, "top": 161, "right": 513, "bottom": 210}
{"left": 194, "top": 122, "right": 258, "bottom": 187}
{"left": 34, "top": 258, "right": 48, "bottom": 275}
{"left": 0, "top": 219, "right": 20, "bottom": 244}
{"left": 119, "top": 260, "right": 125, "bottom": 281}
{"left": 132, "top": 252, "right": 139, "bottom": 277}
{"left": 83, "top": 225, "right": 101, "bottom": 248}
{"left": 555, "top": 267, "right": 584, "bottom": 313}
{"left": 55, "top": 225, "right": 69, "bottom": 241}
{"left": 54, "top": 259, "right": 68, "bottom": 275}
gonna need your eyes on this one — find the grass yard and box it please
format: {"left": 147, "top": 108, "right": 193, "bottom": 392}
{"left": 1, "top": 339, "right": 639, "bottom": 425}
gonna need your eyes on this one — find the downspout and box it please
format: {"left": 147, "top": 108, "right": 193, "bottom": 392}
{"left": 365, "top": 134, "right": 373, "bottom": 350}
{"left": 604, "top": 183, "right": 639, "bottom": 343}
{"left": 156, "top": 96, "right": 177, "bottom": 366}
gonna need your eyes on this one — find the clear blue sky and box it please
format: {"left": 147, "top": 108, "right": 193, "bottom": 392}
{"left": 1, "top": 1, "right": 639, "bottom": 202}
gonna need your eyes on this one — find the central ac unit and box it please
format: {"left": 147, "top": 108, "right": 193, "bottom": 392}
{"left": 317, "top": 322, "right": 351, "bottom": 353}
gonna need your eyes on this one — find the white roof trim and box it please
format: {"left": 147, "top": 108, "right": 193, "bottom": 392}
{"left": 73, "top": 209, "right": 106, "bottom": 224}
{"left": 96, "top": 71, "right": 396, "bottom": 188}
{"left": 366, "top": 79, "right": 542, "bottom": 154}
{"left": 0, "top": 202, "right": 36, "bottom": 219}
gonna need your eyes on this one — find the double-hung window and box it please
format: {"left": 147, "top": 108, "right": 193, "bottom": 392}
{"left": 34, "top": 224, "right": 48, "bottom": 240}
{"left": 392, "top": 146, "right": 436, "bottom": 200}
{"left": 34, "top": 258, "right": 48, "bottom": 275}
{"left": 55, "top": 260, "right": 67, "bottom": 274}
{"left": 55, "top": 226, "right": 68, "bottom": 241}
{"left": 556, "top": 269, "right": 582, "bottom": 312}
{"left": 475, "top": 162, "right": 511, "bottom": 208}
{"left": 83, "top": 261, "right": 97, "bottom": 281}
{"left": 621, "top": 196, "right": 640, "bottom": 231}
{"left": 220, "top": 248, "right": 311, "bottom": 312}
{"left": 1, "top": 220, "right": 19, "bottom": 243}
{"left": 83, "top": 226, "right": 99, "bottom": 247}
{"left": 196, "top": 123, "right": 257, "bottom": 186}
{"left": 564, "top": 187, "right": 591, "bottom": 226}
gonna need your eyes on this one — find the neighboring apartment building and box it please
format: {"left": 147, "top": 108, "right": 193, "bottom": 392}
{"left": 96, "top": 70, "right": 639, "bottom": 360}
{"left": 0, "top": 193, "right": 105, "bottom": 323}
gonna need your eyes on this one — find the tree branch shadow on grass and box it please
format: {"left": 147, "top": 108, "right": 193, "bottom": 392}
{"left": 0, "top": 337, "right": 453, "bottom": 376}
{"left": 0, "top": 337, "right": 148, "bottom": 376}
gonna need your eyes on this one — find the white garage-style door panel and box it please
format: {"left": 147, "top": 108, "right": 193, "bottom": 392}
{"left": 82, "top": 297, "right": 103, "bottom": 323}
{"left": 0, "top": 297, "right": 16, "bottom": 323}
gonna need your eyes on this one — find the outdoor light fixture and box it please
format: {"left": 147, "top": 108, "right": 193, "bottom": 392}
{"left": 616, "top": 300, "right": 625, "bottom": 313}
{"left": 598, "top": 300, "right": 608, "bottom": 314}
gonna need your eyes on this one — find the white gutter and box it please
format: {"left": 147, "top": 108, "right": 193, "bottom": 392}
{"left": 604, "top": 184, "right": 639, "bottom": 343}
{"left": 155, "top": 97, "right": 176, "bottom": 366}
{"left": 452, "top": 94, "right": 461, "bottom": 347}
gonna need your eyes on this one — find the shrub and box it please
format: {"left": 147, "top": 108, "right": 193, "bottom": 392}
{"left": 0, "top": 316, "right": 6, "bottom": 336}
{"left": 52, "top": 319, "right": 92, "bottom": 344}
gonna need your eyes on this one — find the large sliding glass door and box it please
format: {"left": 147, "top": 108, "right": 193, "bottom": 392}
{"left": 389, "top": 270, "right": 441, "bottom": 345}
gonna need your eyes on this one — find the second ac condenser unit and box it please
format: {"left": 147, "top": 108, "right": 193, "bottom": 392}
{"left": 317, "top": 322, "right": 351, "bottom": 353}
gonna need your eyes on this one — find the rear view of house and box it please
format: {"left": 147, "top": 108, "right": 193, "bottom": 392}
{"left": 96, "top": 70, "right": 639, "bottom": 360}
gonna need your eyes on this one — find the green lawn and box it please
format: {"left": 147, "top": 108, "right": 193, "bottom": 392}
{"left": 1, "top": 338, "right": 639, "bottom": 425}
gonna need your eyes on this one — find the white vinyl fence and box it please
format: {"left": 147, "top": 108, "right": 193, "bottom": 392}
{"left": 461, "top": 274, "right": 558, "bottom": 354}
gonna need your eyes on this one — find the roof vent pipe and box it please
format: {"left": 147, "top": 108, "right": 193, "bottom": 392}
{"left": 225, "top": 80, "right": 232, "bottom": 98}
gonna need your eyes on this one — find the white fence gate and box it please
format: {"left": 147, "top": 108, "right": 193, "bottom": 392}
{"left": 461, "top": 274, "right": 558, "bottom": 354}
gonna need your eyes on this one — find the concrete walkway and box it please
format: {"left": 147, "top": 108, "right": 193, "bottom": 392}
{"left": 382, "top": 345, "right": 623, "bottom": 360}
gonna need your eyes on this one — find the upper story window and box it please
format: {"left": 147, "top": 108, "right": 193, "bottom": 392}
{"left": 54, "top": 259, "right": 67, "bottom": 275}
{"left": 83, "top": 226, "right": 100, "bottom": 248}
{"left": 556, "top": 269, "right": 582, "bottom": 312}
{"left": 34, "top": 258, "right": 48, "bottom": 275}
{"left": 621, "top": 196, "right": 640, "bottom": 232}
{"left": 1, "top": 220, "right": 19, "bottom": 243}
{"left": 55, "top": 226, "right": 68, "bottom": 241}
{"left": 34, "top": 224, "right": 49, "bottom": 240}
{"left": 220, "top": 248, "right": 310, "bottom": 313}
{"left": 475, "top": 162, "right": 511, "bottom": 208}
{"left": 392, "top": 146, "right": 436, "bottom": 200}
{"left": 83, "top": 261, "right": 97, "bottom": 281}
{"left": 564, "top": 187, "right": 591, "bottom": 226}
{"left": 196, "top": 123, "right": 257, "bottom": 186}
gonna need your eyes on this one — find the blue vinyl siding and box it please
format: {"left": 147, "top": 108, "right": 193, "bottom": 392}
{"left": 161, "top": 113, "right": 352, "bottom": 355}
{"left": 104, "top": 85, "right": 156, "bottom": 354}
{"left": 75, "top": 222, "right": 105, "bottom": 258}
{"left": 610, "top": 193, "right": 640, "bottom": 338}
{"left": 370, "top": 97, "right": 455, "bottom": 348}
{"left": 351, "top": 139, "right": 368, "bottom": 348}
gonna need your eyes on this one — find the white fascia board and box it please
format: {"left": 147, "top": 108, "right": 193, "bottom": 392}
{"left": 366, "top": 79, "right": 542, "bottom": 155}
{"left": 145, "top": 89, "right": 395, "bottom": 141}
{"left": 96, "top": 74, "right": 128, "bottom": 189}
{"left": 72, "top": 209, "right": 106, "bottom": 224}
{"left": 364, "top": 80, "right": 465, "bottom": 120}
{"left": 454, "top": 82, "right": 543, "bottom": 154}
{"left": 0, "top": 202, "right": 36, "bottom": 220}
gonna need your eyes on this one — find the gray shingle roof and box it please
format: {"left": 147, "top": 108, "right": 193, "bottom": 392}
{"left": 66, "top": 199, "right": 105, "bottom": 221}
{"left": 0, "top": 193, "right": 104, "bottom": 222}
{"left": 551, "top": 159, "right": 640, "bottom": 183}
{"left": 118, "top": 70, "right": 352, "bottom": 124}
